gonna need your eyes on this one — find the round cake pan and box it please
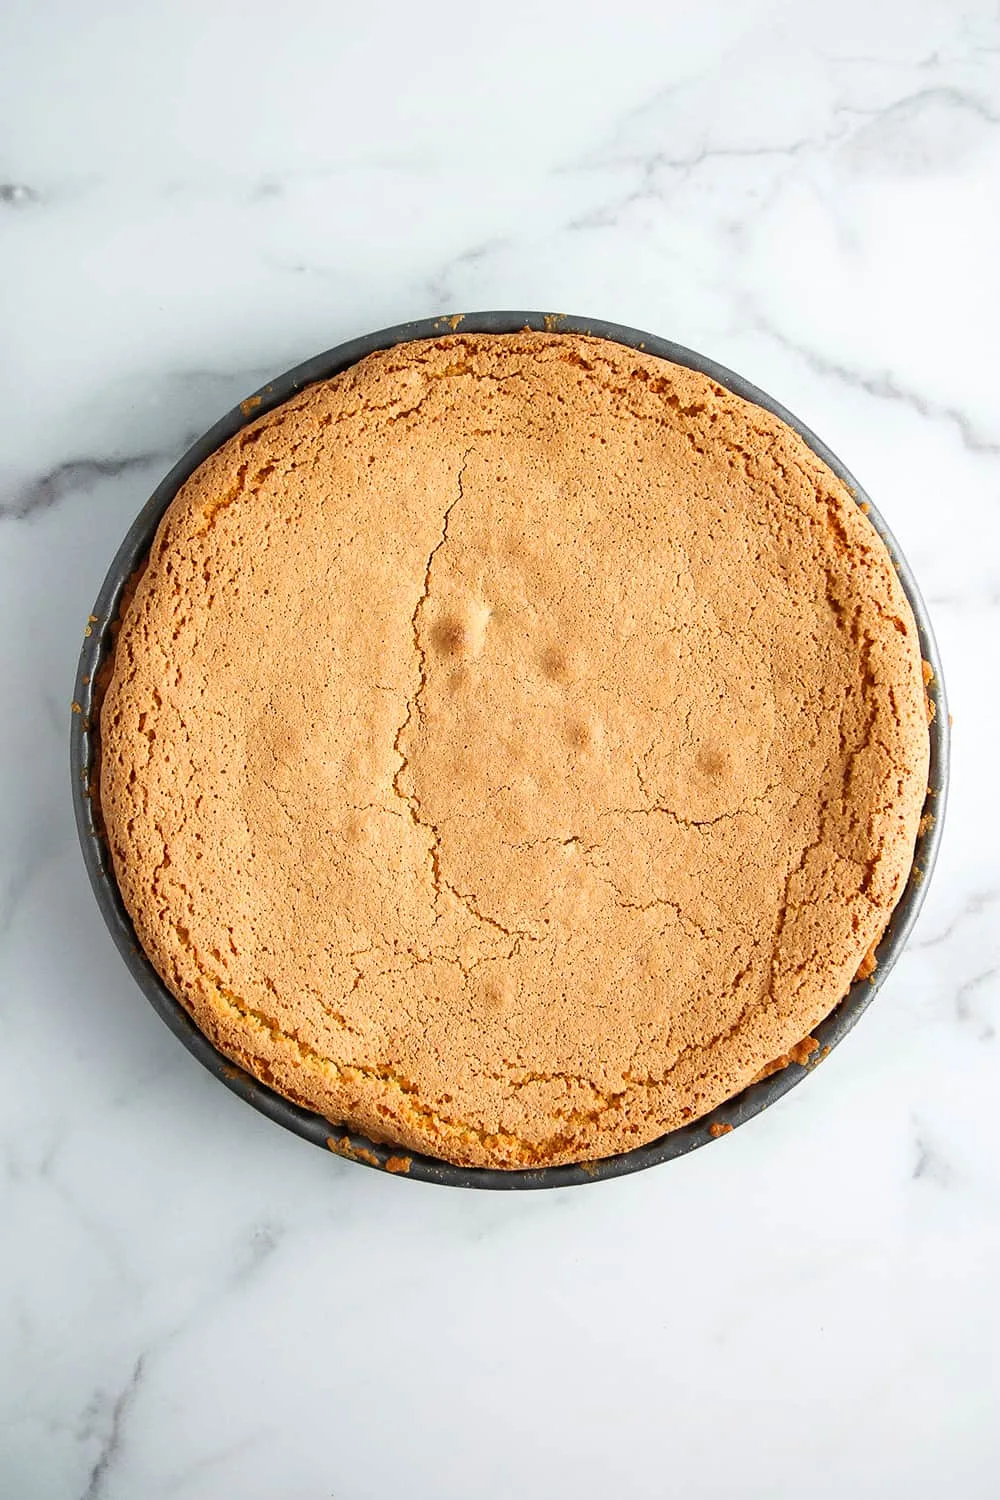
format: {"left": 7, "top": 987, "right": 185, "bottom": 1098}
{"left": 71, "top": 312, "right": 950, "bottom": 1189}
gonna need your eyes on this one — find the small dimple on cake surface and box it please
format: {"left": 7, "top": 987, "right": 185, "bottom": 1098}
{"left": 99, "top": 331, "right": 930, "bottom": 1168}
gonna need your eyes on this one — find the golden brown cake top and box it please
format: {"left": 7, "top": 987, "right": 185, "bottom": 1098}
{"left": 99, "top": 331, "right": 929, "bottom": 1167}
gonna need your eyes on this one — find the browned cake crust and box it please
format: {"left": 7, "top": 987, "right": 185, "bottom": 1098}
{"left": 99, "top": 332, "right": 929, "bottom": 1168}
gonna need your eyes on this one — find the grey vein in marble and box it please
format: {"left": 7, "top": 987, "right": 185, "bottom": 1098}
{"left": 926, "top": 588, "right": 1000, "bottom": 609}
{"left": 844, "top": 83, "right": 1000, "bottom": 128}
{"left": 913, "top": 889, "right": 1000, "bottom": 950}
{"left": 912, "top": 1130, "right": 955, "bottom": 1187}
{"left": 3, "top": 452, "right": 179, "bottom": 523}
{"left": 954, "top": 968, "right": 997, "bottom": 1038}
{"left": 837, "top": 86, "right": 1000, "bottom": 176}
{"left": 562, "top": 81, "right": 956, "bottom": 179}
{"left": 565, "top": 140, "right": 813, "bottom": 231}
{"left": 159, "top": 1437, "right": 269, "bottom": 1499}
{"left": 563, "top": 79, "right": 1000, "bottom": 253}
{"left": 80, "top": 1355, "right": 145, "bottom": 1500}
{"left": 236, "top": 1222, "right": 285, "bottom": 1281}
{"left": 748, "top": 313, "right": 1000, "bottom": 456}
{"left": 4, "top": 365, "right": 278, "bottom": 523}
{"left": 0, "top": 182, "right": 39, "bottom": 207}
{"left": 425, "top": 237, "right": 510, "bottom": 309}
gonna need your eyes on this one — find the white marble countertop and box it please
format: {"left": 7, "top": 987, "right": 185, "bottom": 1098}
{"left": 2, "top": 2, "right": 998, "bottom": 1496}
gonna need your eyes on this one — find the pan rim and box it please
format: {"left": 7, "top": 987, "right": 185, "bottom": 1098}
{"left": 70, "top": 310, "right": 950, "bottom": 1189}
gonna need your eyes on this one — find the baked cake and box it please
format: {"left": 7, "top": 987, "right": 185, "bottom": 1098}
{"left": 98, "top": 332, "right": 929, "bottom": 1167}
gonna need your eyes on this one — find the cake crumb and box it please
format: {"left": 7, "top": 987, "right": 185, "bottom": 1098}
{"left": 752, "top": 1035, "right": 820, "bottom": 1083}
{"left": 327, "top": 1135, "right": 380, "bottom": 1168}
{"left": 855, "top": 943, "right": 879, "bottom": 980}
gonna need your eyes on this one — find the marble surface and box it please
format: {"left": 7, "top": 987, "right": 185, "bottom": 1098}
{"left": 2, "top": 2, "right": 998, "bottom": 1495}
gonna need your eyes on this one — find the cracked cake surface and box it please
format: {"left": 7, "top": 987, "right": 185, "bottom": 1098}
{"left": 99, "top": 331, "right": 930, "bottom": 1168}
